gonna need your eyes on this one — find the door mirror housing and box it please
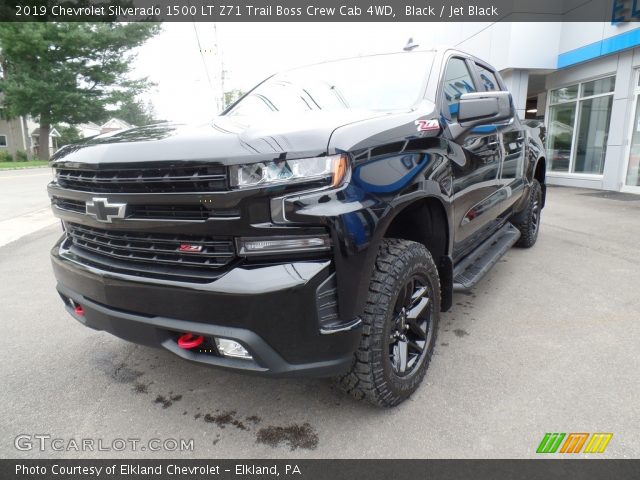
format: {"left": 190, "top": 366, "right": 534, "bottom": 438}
{"left": 457, "top": 91, "right": 514, "bottom": 126}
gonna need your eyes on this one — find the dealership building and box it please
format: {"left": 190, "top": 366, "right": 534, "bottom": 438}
{"left": 435, "top": 21, "right": 640, "bottom": 194}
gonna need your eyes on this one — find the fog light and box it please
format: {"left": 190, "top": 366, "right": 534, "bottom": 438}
{"left": 215, "top": 338, "right": 253, "bottom": 360}
{"left": 237, "top": 235, "right": 331, "bottom": 256}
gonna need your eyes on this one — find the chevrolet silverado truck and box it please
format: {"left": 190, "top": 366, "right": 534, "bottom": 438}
{"left": 48, "top": 48, "right": 546, "bottom": 407}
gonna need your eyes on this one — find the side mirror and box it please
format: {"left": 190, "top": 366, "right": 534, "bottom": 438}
{"left": 457, "top": 91, "right": 514, "bottom": 126}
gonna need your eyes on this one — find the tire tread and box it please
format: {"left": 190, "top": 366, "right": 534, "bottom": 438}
{"left": 512, "top": 179, "right": 542, "bottom": 248}
{"left": 337, "top": 239, "right": 440, "bottom": 407}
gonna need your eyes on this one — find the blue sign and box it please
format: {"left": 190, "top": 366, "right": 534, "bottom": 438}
{"left": 612, "top": 0, "right": 640, "bottom": 24}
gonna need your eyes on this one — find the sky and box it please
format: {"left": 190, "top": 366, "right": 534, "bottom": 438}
{"left": 131, "top": 22, "right": 455, "bottom": 123}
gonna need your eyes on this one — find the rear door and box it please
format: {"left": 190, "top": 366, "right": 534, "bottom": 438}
{"left": 475, "top": 62, "right": 527, "bottom": 214}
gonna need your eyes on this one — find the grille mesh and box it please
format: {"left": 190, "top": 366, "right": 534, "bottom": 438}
{"left": 65, "top": 222, "right": 235, "bottom": 280}
{"left": 55, "top": 165, "right": 227, "bottom": 193}
{"left": 52, "top": 197, "right": 239, "bottom": 220}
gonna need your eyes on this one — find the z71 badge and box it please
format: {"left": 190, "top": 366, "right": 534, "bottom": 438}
{"left": 415, "top": 119, "right": 441, "bottom": 132}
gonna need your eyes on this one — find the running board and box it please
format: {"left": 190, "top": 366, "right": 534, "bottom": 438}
{"left": 453, "top": 223, "right": 521, "bottom": 292}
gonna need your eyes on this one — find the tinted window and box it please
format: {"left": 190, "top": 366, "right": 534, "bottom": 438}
{"left": 476, "top": 64, "right": 500, "bottom": 91}
{"left": 502, "top": 131, "right": 524, "bottom": 179}
{"left": 443, "top": 58, "right": 476, "bottom": 121}
{"left": 228, "top": 52, "right": 436, "bottom": 116}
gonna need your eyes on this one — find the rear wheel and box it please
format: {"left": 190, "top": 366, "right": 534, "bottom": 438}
{"left": 337, "top": 239, "right": 440, "bottom": 407}
{"left": 512, "top": 179, "right": 542, "bottom": 248}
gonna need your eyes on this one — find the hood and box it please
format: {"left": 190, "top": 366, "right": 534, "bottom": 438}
{"left": 50, "top": 109, "right": 390, "bottom": 167}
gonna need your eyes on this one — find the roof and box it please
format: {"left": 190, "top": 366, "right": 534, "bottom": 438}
{"left": 101, "top": 118, "right": 135, "bottom": 129}
{"left": 30, "top": 127, "right": 60, "bottom": 137}
{"left": 79, "top": 121, "right": 101, "bottom": 129}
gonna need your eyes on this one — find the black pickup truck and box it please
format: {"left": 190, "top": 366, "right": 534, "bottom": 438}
{"left": 48, "top": 48, "right": 546, "bottom": 407}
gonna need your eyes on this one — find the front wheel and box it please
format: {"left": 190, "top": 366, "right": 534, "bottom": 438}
{"left": 337, "top": 239, "right": 440, "bottom": 407}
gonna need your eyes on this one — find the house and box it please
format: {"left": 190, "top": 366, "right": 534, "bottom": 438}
{"left": 77, "top": 121, "right": 101, "bottom": 138}
{"left": 0, "top": 114, "right": 59, "bottom": 159}
{"left": 100, "top": 118, "right": 134, "bottom": 134}
{"left": 0, "top": 111, "right": 132, "bottom": 159}
{"left": 72, "top": 118, "right": 135, "bottom": 140}
{"left": 0, "top": 115, "right": 29, "bottom": 157}
{"left": 29, "top": 125, "right": 60, "bottom": 158}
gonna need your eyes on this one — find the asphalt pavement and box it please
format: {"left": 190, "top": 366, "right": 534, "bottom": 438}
{"left": 0, "top": 168, "right": 57, "bottom": 247}
{"left": 0, "top": 178, "right": 638, "bottom": 458}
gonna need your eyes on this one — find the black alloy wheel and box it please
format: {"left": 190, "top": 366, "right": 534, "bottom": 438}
{"left": 388, "top": 275, "right": 432, "bottom": 377}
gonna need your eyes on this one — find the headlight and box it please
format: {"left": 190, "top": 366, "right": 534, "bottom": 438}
{"left": 229, "top": 154, "right": 348, "bottom": 189}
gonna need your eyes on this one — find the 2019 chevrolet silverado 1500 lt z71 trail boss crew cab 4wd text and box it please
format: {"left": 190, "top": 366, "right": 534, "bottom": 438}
{"left": 48, "top": 48, "right": 546, "bottom": 407}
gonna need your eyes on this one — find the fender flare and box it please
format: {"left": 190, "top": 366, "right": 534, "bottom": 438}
{"left": 335, "top": 191, "right": 454, "bottom": 319}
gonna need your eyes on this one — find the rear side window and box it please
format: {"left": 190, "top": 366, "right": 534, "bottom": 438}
{"left": 476, "top": 63, "right": 500, "bottom": 91}
{"left": 443, "top": 58, "right": 476, "bottom": 121}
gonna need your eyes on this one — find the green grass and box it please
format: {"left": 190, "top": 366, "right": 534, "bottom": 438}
{"left": 0, "top": 160, "right": 49, "bottom": 169}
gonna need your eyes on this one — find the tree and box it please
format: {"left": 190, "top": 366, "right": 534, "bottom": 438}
{"left": 109, "top": 94, "right": 159, "bottom": 126}
{"left": 0, "top": 22, "right": 160, "bottom": 160}
{"left": 224, "top": 89, "right": 245, "bottom": 109}
{"left": 55, "top": 125, "right": 83, "bottom": 147}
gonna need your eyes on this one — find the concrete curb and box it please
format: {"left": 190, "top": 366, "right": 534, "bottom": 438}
{"left": 0, "top": 165, "right": 50, "bottom": 171}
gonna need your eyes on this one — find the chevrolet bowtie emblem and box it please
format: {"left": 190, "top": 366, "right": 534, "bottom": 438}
{"left": 85, "top": 198, "right": 127, "bottom": 223}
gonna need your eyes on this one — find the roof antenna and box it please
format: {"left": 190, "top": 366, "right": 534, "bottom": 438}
{"left": 403, "top": 38, "right": 419, "bottom": 51}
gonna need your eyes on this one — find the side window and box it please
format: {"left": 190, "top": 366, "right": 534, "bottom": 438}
{"left": 502, "top": 130, "right": 525, "bottom": 180}
{"left": 476, "top": 64, "right": 500, "bottom": 92}
{"left": 443, "top": 58, "right": 476, "bottom": 121}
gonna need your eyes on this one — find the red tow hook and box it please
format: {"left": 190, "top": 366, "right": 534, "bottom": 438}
{"left": 177, "top": 333, "right": 204, "bottom": 349}
{"left": 74, "top": 304, "right": 85, "bottom": 316}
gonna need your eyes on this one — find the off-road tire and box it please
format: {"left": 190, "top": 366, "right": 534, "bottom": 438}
{"left": 512, "top": 179, "right": 542, "bottom": 248}
{"left": 337, "top": 239, "right": 440, "bottom": 407}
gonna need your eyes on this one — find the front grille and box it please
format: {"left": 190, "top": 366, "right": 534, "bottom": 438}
{"left": 52, "top": 197, "right": 85, "bottom": 214}
{"left": 52, "top": 197, "right": 240, "bottom": 220}
{"left": 65, "top": 222, "right": 235, "bottom": 281}
{"left": 129, "top": 204, "right": 239, "bottom": 220}
{"left": 55, "top": 164, "right": 228, "bottom": 193}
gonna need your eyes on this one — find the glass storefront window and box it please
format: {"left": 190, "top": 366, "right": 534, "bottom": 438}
{"left": 626, "top": 96, "right": 640, "bottom": 187}
{"left": 548, "top": 103, "right": 576, "bottom": 172}
{"left": 546, "top": 76, "right": 615, "bottom": 175}
{"left": 581, "top": 77, "right": 615, "bottom": 97}
{"left": 573, "top": 96, "right": 613, "bottom": 174}
{"left": 549, "top": 85, "right": 578, "bottom": 104}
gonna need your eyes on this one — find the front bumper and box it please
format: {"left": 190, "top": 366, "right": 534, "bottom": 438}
{"left": 51, "top": 237, "right": 362, "bottom": 377}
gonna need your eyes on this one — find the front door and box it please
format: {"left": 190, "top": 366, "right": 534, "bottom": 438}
{"left": 441, "top": 56, "right": 503, "bottom": 260}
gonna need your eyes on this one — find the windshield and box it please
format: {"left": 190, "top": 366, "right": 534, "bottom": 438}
{"left": 226, "top": 51, "right": 435, "bottom": 116}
